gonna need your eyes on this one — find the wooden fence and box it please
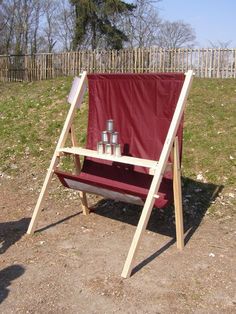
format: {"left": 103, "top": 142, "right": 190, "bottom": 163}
{"left": 0, "top": 48, "right": 236, "bottom": 82}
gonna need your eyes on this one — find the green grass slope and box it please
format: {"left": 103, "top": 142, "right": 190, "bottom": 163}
{"left": 0, "top": 77, "right": 235, "bottom": 216}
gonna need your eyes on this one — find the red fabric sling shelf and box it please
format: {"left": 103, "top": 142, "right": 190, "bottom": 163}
{"left": 54, "top": 73, "right": 185, "bottom": 208}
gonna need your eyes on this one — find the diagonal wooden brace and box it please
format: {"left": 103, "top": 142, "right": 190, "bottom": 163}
{"left": 121, "top": 70, "right": 193, "bottom": 278}
{"left": 27, "top": 71, "right": 88, "bottom": 235}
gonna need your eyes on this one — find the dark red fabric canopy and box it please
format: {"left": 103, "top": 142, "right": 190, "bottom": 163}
{"left": 55, "top": 73, "right": 185, "bottom": 208}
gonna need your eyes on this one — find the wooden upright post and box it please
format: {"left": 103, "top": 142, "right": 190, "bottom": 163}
{"left": 173, "top": 137, "right": 184, "bottom": 250}
{"left": 70, "top": 124, "right": 89, "bottom": 215}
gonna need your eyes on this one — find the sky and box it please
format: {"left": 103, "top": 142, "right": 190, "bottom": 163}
{"left": 157, "top": 0, "right": 236, "bottom": 47}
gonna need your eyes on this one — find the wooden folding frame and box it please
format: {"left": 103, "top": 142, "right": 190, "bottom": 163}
{"left": 27, "top": 70, "right": 193, "bottom": 278}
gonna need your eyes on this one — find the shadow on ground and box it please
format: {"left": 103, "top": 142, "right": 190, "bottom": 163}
{"left": 91, "top": 177, "right": 222, "bottom": 237}
{"left": 0, "top": 218, "right": 30, "bottom": 254}
{"left": 0, "top": 265, "right": 25, "bottom": 304}
{"left": 25, "top": 177, "right": 222, "bottom": 276}
{"left": 33, "top": 177, "right": 222, "bottom": 246}
{"left": 90, "top": 177, "right": 223, "bottom": 274}
{"left": 36, "top": 211, "right": 82, "bottom": 233}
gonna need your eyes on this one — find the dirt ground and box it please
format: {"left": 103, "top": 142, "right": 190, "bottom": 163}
{"left": 0, "top": 170, "right": 235, "bottom": 314}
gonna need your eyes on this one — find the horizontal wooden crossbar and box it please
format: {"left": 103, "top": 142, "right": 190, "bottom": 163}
{"left": 57, "top": 146, "right": 172, "bottom": 174}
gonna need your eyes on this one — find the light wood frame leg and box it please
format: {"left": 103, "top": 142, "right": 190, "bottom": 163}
{"left": 70, "top": 124, "right": 89, "bottom": 215}
{"left": 121, "top": 154, "right": 166, "bottom": 278}
{"left": 121, "top": 70, "right": 193, "bottom": 278}
{"left": 121, "top": 193, "right": 156, "bottom": 278}
{"left": 120, "top": 137, "right": 184, "bottom": 278}
{"left": 173, "top": 137, "right": 184, "bottom": 250}
{"left": 27, "top": 71, "right": 88, "bottom": 234}
{"left": 79, "top": 191, "right": 89, "bottom": 215}
{"left": 27, "top": 156, "right": 59, "bottom": 235}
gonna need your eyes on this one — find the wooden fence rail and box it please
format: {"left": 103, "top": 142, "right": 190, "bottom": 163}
{"left": 0, "top": 48, "right": 236, "bottom": 82}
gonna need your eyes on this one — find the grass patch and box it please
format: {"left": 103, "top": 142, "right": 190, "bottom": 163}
{"left": 183, "top": 79, "right": 236, "bottom": 186}
{"left": 0, "top": 77, "right": 88, "bottom": 173}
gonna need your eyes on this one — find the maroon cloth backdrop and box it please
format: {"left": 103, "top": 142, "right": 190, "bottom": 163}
{"left": 86, "top": 73, "right": 184, "bottom": 169}
{"left": 56, "top": 73, "right": 185, "bottom": 208}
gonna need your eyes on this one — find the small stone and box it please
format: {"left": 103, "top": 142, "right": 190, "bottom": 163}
{"left": 209, "top": 253, "right": 215, "bottom": 257}
{"left": 197, "top": 173, "right": 204, "bottom": 181}
{"left": 196, "top": 172, "right": 207, "bottom": 182}
{"left": 25, "top": 147, "right": 30, "bottom": 155}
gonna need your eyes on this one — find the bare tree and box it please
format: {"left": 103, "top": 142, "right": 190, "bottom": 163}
{"left": 20, "top": 0, "right": 34, "bottom": 54}
{"left": 56, "top": 0, "right": 75, "bottom": 51}
{"left": 0, "top": 0, "right": 43, "bottom": 54}
{"left": 0, "top": 4, "right": 6, "bottom": 53}
{"left": 0, "top": 0, "right": 17, "bottom": 54}
{"left": 157, "top": 20, "right": 196, "bottom": 48}
{"left": 10, "top": 0, "right": 35, "bottom": 54}
{"left": 209, "top": 40, "right": 232, "bottom": 49}
{"left": 122, "top": 0, "right": 162, "bottom": 48}
{"left": 29, "top": 0, "right": 41, "bottom": 54}
{"left": 0, "top": 0, "right": 70, "bottom": 54}
{"left": 0, "top": 0, "right": 198, "bottom": 54}
{"left": 0, "top": 1, "right": 7, "bottom": 32}
{"left": 40, "top": 0, "right": 58, "bottom": 52}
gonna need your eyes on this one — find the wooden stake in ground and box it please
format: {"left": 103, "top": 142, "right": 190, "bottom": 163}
{"left": 173, "top": 137, "right": 184, "bottom": 250}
